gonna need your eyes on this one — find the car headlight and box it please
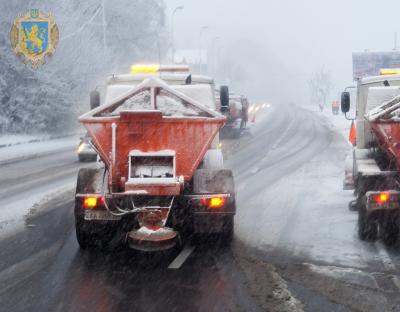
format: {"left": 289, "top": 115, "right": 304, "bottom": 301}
{"left": 77, "top": 143, "right": 85, "bottom": 154}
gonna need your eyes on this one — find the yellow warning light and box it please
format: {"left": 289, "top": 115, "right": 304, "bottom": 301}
{"left": 130, "top": 64, "right": 160, "bottom": 74}
{"left": 83, "top": 197, "right": 98, "bottom": 209}
{"left": 379, "top": 68, "right": 400, "bottom": 76}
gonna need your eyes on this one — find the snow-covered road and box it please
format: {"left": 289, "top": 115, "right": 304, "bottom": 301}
{"left": 0, "top": 139, "right": 90, "bottom": 239}
{"left": 0, "top": 103, "right": 399, "bottom": 311}
{"left": 232, "top": 104, "right": 363, "bottom": 267}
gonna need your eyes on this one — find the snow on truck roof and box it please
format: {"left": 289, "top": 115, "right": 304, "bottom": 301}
{"left": 360, "top": 74, "right": 400, "bottom": 85}
{"left": 80, "top": 78, "right": 224, "bottom": 121}
{"left": 105, "top": 80, "right": 216, "bottom": 111}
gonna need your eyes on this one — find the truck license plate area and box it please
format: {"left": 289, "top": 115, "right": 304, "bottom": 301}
{"left": 84, "top": 210, "right": 121, "bottom": 221}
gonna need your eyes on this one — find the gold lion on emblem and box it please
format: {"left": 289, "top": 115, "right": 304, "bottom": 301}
{"left": 21, "top": 24, "right": 46, "bottom": 54}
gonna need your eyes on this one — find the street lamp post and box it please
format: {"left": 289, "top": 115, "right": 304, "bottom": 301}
{"left": 102, "top": 0, "right": 107, "bottom": 55}
{"left": 199, "top": 26, "right": 209, "bottom": 74}
{"left": 171, "top": 5, "right": 184, "bottom": 63}
{"left": 211, "top": 36, "right": 221, "bottom": 77}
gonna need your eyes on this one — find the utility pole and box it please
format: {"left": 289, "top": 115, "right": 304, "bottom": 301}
{"left": 102, "top": 0, "right": 107, "bottom": 55}
{"left": 171, "top": 6, "right": 184, "bottom": 63}
{"left": 211, "top": 36, "right": 221, "bottom": 78}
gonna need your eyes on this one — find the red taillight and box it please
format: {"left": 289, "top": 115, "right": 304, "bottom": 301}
{"left": 372, "top": 192, "right": 390, "bottom": 204}
{"left": 99, "top": 196, "right": 105, "bottom": 205}
{"left": 83, "top": 197, "right": 98, "bottom": 209}
{"left": 201, "top": 196, "right": 226, "bottom": 209}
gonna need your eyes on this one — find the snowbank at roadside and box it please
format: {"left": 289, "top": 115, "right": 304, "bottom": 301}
{"left": 0, "top": 134, "right": 50, "bottom": 147}
{"left": 300, "top": 104, "right": 353, "bottom": 145}
{"left": 0, "top": 183, "right": 76, "bottom": 240}
{"left": 0, "top": 136, "right": 80, "bottom": 164}
{"left": 321, "top": 110, "right": 354, "bottom": 145}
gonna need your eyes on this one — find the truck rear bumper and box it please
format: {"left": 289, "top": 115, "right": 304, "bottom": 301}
{"left": 366, "top": 190, "right": 400, "bottom": 212}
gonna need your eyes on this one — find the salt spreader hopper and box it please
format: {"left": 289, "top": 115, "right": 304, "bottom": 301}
{"left": 75, "top": 76, "right": 236, "bottom": 251}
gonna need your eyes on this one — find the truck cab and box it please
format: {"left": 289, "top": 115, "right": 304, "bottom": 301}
{"left": 216, "top": 91, "right": 250, "bottom": 139}
{"left": 342, "top": 71, "right": 400, "bottom": 244}
{"left": 342, "top": 74, "right": 400, "bottom": 190}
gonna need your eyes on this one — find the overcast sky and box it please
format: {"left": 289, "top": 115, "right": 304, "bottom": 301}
{"left": 166, "top": 0, "right": 400, "bottom": 103}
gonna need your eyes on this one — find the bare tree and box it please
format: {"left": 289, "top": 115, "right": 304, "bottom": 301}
{"left": 308, "top": 69, "right": 332, "bottom": 111}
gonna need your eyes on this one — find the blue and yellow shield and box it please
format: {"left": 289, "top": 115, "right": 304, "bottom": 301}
{"left": 10, "top": 10, "right": 59, "bottom": 69}
{"left": 20, "top": 21, "right": 49, "bottom": 55}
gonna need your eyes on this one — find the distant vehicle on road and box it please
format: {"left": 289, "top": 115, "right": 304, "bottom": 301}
{"left": 217, "top": 87, "right": 249, "bottom": 138}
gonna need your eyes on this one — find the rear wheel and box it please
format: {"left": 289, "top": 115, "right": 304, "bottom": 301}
{"left": 75, "top": 203, "right": 120, "bottom": 250}
{"left": 75, "top": 214, "right": 97, "bottom": 249}
{"left": 232, "top": 128, "right": 241, "bottom": 139}
{"left": 380, "top": 212, "right": 399, "bottom": 246}
{"left": 221, "top": 215, "right": 234, "bottom": 244}
{"left": 75, "top": 168, "right": 119, "bottom": 250}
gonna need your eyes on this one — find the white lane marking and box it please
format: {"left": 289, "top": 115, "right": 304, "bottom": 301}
{"left": 375, "top": 241, "right": 397, "bottom": 271}
{"left": 168, "top": 245, "right": 195, "bottom": 269}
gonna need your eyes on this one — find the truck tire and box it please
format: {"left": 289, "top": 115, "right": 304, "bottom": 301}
{"left": 75, "top": 168, "right": 118, "bottom": 250}
{"left": 75, "top": 216, "right": 95, "bottom": 250}
{"left": 380, "top": 212, "right": 399, "bottom": 246}
{"left": 358, "top": 197, "right": 378, "bottom": 241}
{"left": 352, "top": 177, "right": 368, "bottom": 211}
{"left": 221, "top": 215, "right": 234, "bottom": 244}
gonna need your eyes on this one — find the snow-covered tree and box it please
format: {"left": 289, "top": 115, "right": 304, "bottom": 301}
{"left": 308, "top": 69, "right": 333, "bottom": 111}
{"left": 0, "top": 0, "right": 167, "bottom": 134}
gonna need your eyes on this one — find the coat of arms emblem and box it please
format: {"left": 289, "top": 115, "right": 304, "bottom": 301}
{"left": 10, "top": 9, "right": 59, "bottom": 69}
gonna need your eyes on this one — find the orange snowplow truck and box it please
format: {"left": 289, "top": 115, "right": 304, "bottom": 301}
{"left": 75, "top": 65, "right": 236, "bottom": 251}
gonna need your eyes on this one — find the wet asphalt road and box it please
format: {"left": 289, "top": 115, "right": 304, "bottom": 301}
{"left": 1, "top": 103, "right": 400, "bottom": 311}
